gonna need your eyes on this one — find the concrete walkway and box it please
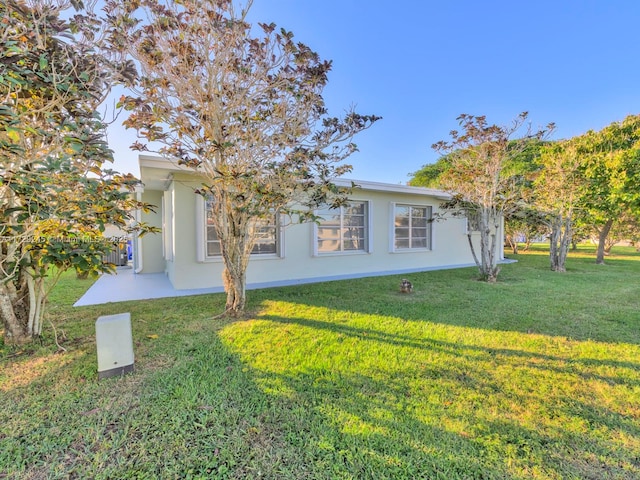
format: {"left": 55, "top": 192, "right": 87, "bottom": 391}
{"left": 75, "top": 259, "right": 519, "bottom": 307}
{"left": 74, "top": 267, "right": 222, "bottom": 306}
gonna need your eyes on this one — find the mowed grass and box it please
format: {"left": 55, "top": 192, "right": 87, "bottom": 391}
{"left": 1, "top": 244, "right": 640, "bottom": 479}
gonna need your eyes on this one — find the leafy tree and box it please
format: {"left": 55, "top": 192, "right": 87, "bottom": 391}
{"left": 408, "top": 154, "right": 452, "bottom": 188}
{"left": 504, "top": 207, "right": 549, "bottom": 254}
{"left": 1, "top": 0, "right": 155, "bottom": 345}
{"left": 588, "top": 211, "right": 640, "bottom": 254}
{"left": 533, "top": 140, "right": 585, "bottom": 272}
{"left": 577, "top": 115, "right": 640, "bottom": 264}
{"left": 110, "top": 0, "right": 379, "bottom": 315}
{"left": 611, "top": 212, "right": 640, "bottom": 251}
{"left": 432, "top": 113, "right": 552, "bottom": 282}
{"left": 412, "top": 138, "right": 550, "bottom": 255}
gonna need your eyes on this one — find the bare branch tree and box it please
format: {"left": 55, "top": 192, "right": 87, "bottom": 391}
{"left": 433, "top": 112, "right": 553, "bottom": 282}
{"left": 110, "top": 0, "right": 379, "bottom": 314}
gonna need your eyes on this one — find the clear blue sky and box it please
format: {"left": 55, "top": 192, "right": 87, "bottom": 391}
{"left": 107, "top": 0, "right": 640, "bottom": 184}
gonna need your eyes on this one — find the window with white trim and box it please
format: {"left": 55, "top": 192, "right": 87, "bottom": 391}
{"left": 316, "top": 201, "right": 369, "bottom": 253}
{"left": 393, "top": 204, "right": 432, "bottom": 250}
{"left": 205, "top": 197, "right": 279, "bottom": 258}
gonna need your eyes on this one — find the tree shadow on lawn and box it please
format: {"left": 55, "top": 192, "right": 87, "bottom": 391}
{"left": 259, "top": 314, "right": 640, "bottom": 385}
{"left": 241, "top": 313, "right": 640, "bottom": 479}
{"left": 253, "top": 256, "right": 640, "bottom": 346}
{"left": 2, "top": 325, "right": 521, "bottom": 480}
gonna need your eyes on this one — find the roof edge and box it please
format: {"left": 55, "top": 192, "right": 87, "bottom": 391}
{"left": 138, "top": 154, "right": 451, "bottom": 199}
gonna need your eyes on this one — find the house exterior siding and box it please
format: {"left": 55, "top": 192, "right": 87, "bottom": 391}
{"left": 137, "top": 189, "right": 164, "bottom": 274}
{"left": 137, "top": 156, "right": 503, "bottom": 291}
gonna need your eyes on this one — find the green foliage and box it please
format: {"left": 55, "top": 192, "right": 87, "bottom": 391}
{"left": 532, "top": 114, "right": 640, "bottom": 266}
{"left": 0, "top": 0, "right": 157, "bottom": 343}
{"left": 427, "top": 113, "right": 553, "bottom": 282}
{"left": 108, "top": 0, "right": 379, "bottom": 313}
{"left": 578, "top": 115, "right": 640, "bottom": 216}
{"left": 2, "top": 249, "right": 640, "bottom": 478}
{"left": 410, "top": 138, "right": 547, "bottom": 190}
{"left": 411, "top": 129, "right": 552, "bottom": 259}
{"left": 408, "top": 154, "right": 452, "bottom": 188}
{"left": 575, "top": 115, "right": 640, "bottom": 262}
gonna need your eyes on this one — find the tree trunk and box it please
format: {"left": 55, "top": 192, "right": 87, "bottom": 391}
{"left": 223, "top": 266, "right": 246, "bottom": 315}
{"left": 549, "top": 214, "right": 572, "bottom": 272}
{"left": 595, "top": 218, "right": 614, "bottom": 265}
{"left": 505, "top": 234, "right": 518, "bottom": 254}
{"left": 485, "top": 230, "right": 500, "bottom": 282}
{"left": 472, "top": 211, "right": 501, "bottom": 283}
{"left": 466, "top": 233, "right": 481, "bottom": 271}
{"left": 0, "top": 280, "right": 38, "bottom": 345}
{"left": 219, "top": 219, "right": 250, "bottom": 316}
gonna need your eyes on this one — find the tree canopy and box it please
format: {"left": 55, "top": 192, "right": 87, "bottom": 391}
{"left": 577, "top": 114, "right": 640, "bottom": 264}
{"left": 1, "top": 0, "right": 155, "bottom": 344}
{"left": 110, "top": 0, "right": 379, "bottom": 314}
{"left": 430, "top": 113, "right": 552, "bottom": 282}
{"left": 411, "top": 113, "right": 640, "bottom": 272}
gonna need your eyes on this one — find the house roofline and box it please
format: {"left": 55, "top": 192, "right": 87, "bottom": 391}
{"left": 138, "top": 154, "right": 451, "bottom": 199}
{"left": 332, "top": 178, "right": 451, "bottom": 200}
{"left": 139, "top": 154, "right": 194, "bottom": 173}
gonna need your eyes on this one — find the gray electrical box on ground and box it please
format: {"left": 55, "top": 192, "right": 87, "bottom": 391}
{"left": 96, "top": 312, "right": 135, "bottom": 379}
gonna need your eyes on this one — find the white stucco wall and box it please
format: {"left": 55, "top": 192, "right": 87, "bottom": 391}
{"left": 138, "top": 190, "right": 164, "bottom": 274}
{"left": 148, "top": 174, "right": 495, "bottom": 291}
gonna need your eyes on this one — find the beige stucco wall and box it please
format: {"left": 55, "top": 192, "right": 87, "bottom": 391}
{"left": 138, "top": 190, "right": 165, "bottom": 273}
{"left": 151, "top": 175, "right": 497, "bottom": 291}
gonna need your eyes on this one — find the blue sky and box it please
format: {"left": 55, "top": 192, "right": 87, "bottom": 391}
{"left": 107, "top": 0, "right": 640, "bottom": 184}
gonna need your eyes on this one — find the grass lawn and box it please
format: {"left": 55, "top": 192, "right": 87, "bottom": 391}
{"left": 1, "top": 245, "right": 640, "bottom": 479}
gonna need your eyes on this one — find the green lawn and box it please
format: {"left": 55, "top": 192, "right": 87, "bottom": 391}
{"left": 2, "top": 245, "right": 640, "bottom": 479}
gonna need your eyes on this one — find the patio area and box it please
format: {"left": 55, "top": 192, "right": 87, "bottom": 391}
{"left": 74, "top": 267, "right": 223, "bottom": 307}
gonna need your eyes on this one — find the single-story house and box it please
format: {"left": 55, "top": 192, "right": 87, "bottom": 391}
{"left": 133, "top": 155, "right": 504, "bottom": 291}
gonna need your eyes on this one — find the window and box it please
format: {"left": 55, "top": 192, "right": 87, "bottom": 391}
{"left": 205, "top": 198, "right": 278, "bottom": 258}
{"left": 394, "top": 204, "right": 432, "bottom": 250}
{"left": 316, "top": 201, "right": 369, "bottom": 254}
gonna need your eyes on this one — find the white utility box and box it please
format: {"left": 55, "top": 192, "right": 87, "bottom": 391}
{"left": 96, "top": 312, "right": 134, "bottom": 379}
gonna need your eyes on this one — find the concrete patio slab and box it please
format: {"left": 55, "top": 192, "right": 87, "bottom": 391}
{"left": 74, "top": 259, "right": 518, "bottom": 307}
{"left": 74, "top": 267, "right": 223, "bottom": 307}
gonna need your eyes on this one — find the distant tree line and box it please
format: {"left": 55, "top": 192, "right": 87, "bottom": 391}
{"left": 410, "top": 113, "right": 640, "bottom": 277}
{"left": 1, "top": 0, "right": 377, "bottom": 344}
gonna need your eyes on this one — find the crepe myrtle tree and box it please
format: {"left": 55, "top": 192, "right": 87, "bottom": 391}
{"left": 0, "top": 0, "right": 157, "bottom": 345}
{"left": 433, "top": 113, "right": 553, "bottom": 282}
{"left": 533, "top": 140, "right": 584, "bottom": 272}
{"left": 411, "top": 138, "right": 550, "bottom": 255}
{"left": 109, "top": 0, "right": 380, "bottom": 315}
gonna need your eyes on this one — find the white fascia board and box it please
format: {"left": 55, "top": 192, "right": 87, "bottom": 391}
{"left": 138, "top": 154, "right": 452, "bottom": 200}
{"left": 332, "top": 178, "right": 452, "bottom": 200}
{"left": 138, "top": 154, "right": 195, "bottom": 173}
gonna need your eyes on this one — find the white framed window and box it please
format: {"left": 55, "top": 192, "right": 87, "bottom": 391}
{"left": 393, "top": 204, "right": 432, "bottom": 251}
{"left": 198, "top": 196, "right": 281, "bottom": 260}
{"left": 315, "top": 201, "right": 370, "bottom": 254}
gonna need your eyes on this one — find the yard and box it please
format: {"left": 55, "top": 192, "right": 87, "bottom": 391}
{"left": 1, "top": 245, "right": 639, "bottom": 479}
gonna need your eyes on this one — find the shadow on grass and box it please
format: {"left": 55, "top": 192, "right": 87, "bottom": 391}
{"left": 3, "top": 250, "right": 640, "bottom": 478}
{"left": 233, "top": 311, "right": 640, "bottom": 479}
{"left": 3, "top": 322, "right": 521, "bottom": 479}
{"left": 251, "top": 251, "right": 640, "bottom": 346}
{"left": 260, "top": 314, "right": 640, "bottom": 385}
